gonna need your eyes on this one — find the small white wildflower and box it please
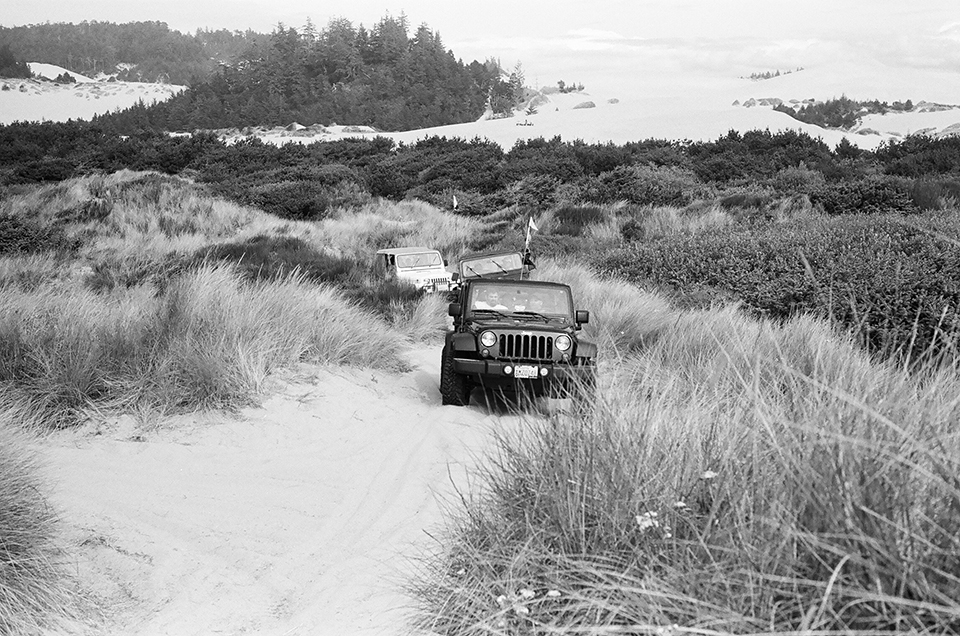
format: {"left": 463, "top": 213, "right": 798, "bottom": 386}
{"left": 519, "top": 588, "right": 536, "bottom": 600}
{"left": 546, "top": 590, "right": 561, "bottom": 598}
{"left": 513, "top": 604, "right": 530, "bottom": 615}
{"left": 496, "top": 594, "right": 507, "bottom": 606}
{"left": 456, "top": 568, "right": 466, "bottom": 576}
{"left": 701, "top": 470, "right": 718, "bottom": 480}
{"left": 673, "top": 501, "right": 688, "bottom": 510}
{"left": 635, "top": 511, "right": 660, "bottom": 531}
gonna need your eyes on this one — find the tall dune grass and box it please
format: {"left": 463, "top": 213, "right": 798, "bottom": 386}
{"left": 0, "top": 263, "right": 405, "bottom": 427}
{"left": 0, "top": 171, "right": 464, "bottom": 430}
{"left": 415, "top": 275, "right": 960, "bottom": 633}
{"left": 534, "top": 259, "right": 675, "bottom": 353}
{"left": 386, "top": 292, "right": 451, "bottom": 343}
{"left": 0, "top": 422, "right": 73, "bottom": 633}
{"left": 320, "top": 198, "right": 485, "bottom": 258}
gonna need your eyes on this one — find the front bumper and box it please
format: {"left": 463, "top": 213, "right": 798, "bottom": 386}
{"left": 417, "top": 280, "right": 452, "bottom": 293}
{"left": 452, "top": 357, "right": 591, "bottom": 383}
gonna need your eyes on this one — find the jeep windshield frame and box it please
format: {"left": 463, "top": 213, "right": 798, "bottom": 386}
{"left": 395, "top": 251, "right": 443, "bottom": 269}
{"left": 465, "top": 281, "right": 573, "bottom": 321}
{"left": 458, "top": 251, "right": 524, "bottom": 280}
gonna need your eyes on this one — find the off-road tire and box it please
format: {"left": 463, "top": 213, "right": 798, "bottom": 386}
{"left": 440, "top": 346, "right": 471, "bottom": 406}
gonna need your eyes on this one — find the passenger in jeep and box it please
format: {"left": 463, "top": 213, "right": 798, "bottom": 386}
{"left": 474, "top": 288, "right": 508, "bottom": 310}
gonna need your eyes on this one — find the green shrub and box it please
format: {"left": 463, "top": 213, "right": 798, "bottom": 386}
{"left": 505, "top": 136, "right": 584, "bottom": 182}
{"left": 13, "top": 158, "right": 76, "bottom": 184}
{"left": 597, "top": 214, "right": 960, "bottom": 361}
{"left": 768, "top": 164, "right": 828, "bottom": 195}
{"left": 810, "top": 175, "right": 916, "bottom": 215}
{"left": 551, "top": 205, "right": 607, "bottom": 236}
{"left": 199, "top": 235, "right": 360, "bottom": 283}
{"left": 0, "top": 214, "right": 77, "bottom": 255}
{"left": 619, "top": 217, "right": 645, "bottom": 242}
{"left": 910, "top": 178, "right": 960, "bottom": 211}
{"left": 487, "top": 174, "right": 561, "bottom": 210}
{"left": 240, "top": 180, "right": 369, "bottom": 219}
{"left": 581, "top": 164, "right": 700, "bottom": 206}
{"left": 718, "top": 190, "right": 772, "bottom": 210}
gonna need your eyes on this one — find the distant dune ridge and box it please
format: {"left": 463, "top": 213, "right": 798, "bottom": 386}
{"left": 3, "top": 52, "right": 960, "bottom": 149}
{"left": 0, "top": 62, "right": 183, "bottom": 125}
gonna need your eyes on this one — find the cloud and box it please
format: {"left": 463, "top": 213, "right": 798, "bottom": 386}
{"left": 938, "top": 21, "right": 960, "bottom": 41}
{"left": 566, "top": 28, "right": 628, "bottom": 41}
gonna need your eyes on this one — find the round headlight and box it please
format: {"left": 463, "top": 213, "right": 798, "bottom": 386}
{"left": 480, "top": 331, "right": 497, "bottom": 347}
{"left": 555, "top": 335, "right": 572, "bottom": 352}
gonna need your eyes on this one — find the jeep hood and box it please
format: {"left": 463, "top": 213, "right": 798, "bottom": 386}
{"left": 467, "top": 318, "right": 573, "bottom": 331}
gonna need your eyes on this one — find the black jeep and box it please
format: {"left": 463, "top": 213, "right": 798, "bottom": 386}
{"left": 440, "top": 279, "right": 597, "bottom": 406}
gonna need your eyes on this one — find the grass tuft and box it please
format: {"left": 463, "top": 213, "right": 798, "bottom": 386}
{"left": 0, "top": 422, "right": 74, "bottom": 634}
{"left": 0, "top": 263, "right": 406, "bottom": 427}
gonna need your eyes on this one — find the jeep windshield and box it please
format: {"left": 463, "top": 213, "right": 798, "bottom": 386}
{"left": 467, "top": 283, "right": 573, "bottom": 320}
{"left": 458, "top": 253, "right": 523, "bottom": 278}
{"left": 396, "top": 252, "right": 443, "bottom": 269}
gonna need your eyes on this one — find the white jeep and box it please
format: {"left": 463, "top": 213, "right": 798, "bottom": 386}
{"left": 375, "top": 247, "right": 453, "bottom": 293}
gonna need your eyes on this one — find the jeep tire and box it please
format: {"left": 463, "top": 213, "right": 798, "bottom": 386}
{"left": 440, "top": 346, "right": 472, "bottom": 406}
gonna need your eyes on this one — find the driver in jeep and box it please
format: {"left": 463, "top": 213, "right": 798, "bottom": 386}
{"left": 473, "top": 288, "right": 508, "bottom": 310}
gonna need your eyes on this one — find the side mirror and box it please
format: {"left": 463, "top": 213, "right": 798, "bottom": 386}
{"left": 575, "top": 310, "right": 589, "bottom": 325}
{"left": 450, "top": 272, "right": 460, "bottom": 282}
{"left": 448, "top": 302, "right": 462, "bottom": 317}
{"left": 443, "top": 258, "right": 449, "bottom": 267}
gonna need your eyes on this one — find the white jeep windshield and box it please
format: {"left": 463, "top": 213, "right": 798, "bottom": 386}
{"left": 396, "top": 252, "right": 442, "bottom": 269}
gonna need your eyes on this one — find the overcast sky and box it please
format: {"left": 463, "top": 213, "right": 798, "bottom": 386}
{"left": 4, "top": 1, "right": 959, "bottom": 97}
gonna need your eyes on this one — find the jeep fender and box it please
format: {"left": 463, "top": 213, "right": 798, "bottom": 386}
{"left": 450, "top": 332, "right": 478, "bottom": 353}
{"left": 575, "top": 340, "right": 597, "bottom": 361}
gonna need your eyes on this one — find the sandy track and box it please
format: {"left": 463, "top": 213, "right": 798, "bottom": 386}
{"left": 44, "top": 346, "right": 511, "bottom": 635}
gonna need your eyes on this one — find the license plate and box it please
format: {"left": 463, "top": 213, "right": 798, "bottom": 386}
{"left": 513, "top": 365, "right": 539, "bottom": 379}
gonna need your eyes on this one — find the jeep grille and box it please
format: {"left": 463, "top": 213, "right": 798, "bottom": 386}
{"left": 499, "top": 334, "right": 554, "bottom": 360}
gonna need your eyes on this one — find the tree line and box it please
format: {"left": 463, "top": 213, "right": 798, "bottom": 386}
{"left": 87, "top": 15, "right": 503, "bottom": 133}
{"left": 0, "top": 21, "right": 264, "bottom": 85}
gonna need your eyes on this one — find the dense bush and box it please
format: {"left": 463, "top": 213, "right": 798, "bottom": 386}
{"left": 203, "top": 158, "right": 370, "bottom": 220}
{"left": 551, "top": 205, "right": 607, "bottom": 236}
{"left": 766, "top": 164, "right": 827, "bottom": 195}
{"left": 581, "top": 164, "right": 700, "bottom": 206}
{"left": 0, "top": 214, "right": 77, "bottom": 254}
{"left": 0, "top": 43, "right": 31, "bottom": 78}
{"left": 810, "top": 175, "right": 916, "bottom": 215}
{"left": 597, "top": 214, "right": 960, "bottom": 360}
{"left": 909, "top": 177, "right": 960, "bottom": 210}
{"left": 685, "top": 129, "right": 836, "bottom": 183}
{"left": 487, "top": 174, "right": 562, "bottom": 210}
{"left": 505, "top": 136, "right": 584, "bottom": 182}
{"left": 876, "top": 135, "right": 960, "bottom": 177}
{"left": 775, "top": 95, "right": 861, "bottom": 129}
{"left": 199, "top": 235, "right": 360, "bottom": 283}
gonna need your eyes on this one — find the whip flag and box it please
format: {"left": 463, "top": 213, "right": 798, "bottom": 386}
{"left": 524, "top": 217, "right": 539, "bottom": 249}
